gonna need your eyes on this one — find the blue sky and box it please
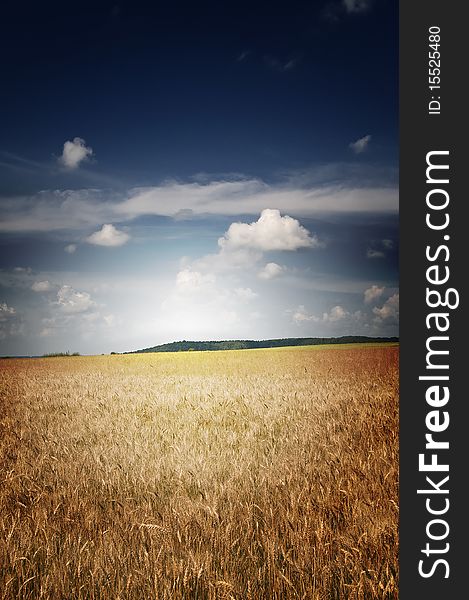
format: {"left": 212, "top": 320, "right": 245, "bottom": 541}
{"left": 0, "top": 0, "right": 398, "bottom": 355}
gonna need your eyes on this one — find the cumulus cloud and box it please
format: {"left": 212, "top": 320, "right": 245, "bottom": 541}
{"left": 86, "top": 224, "right": 130, "bottom": 247}
{"left": 258, "top": 262, "right": 284, "bottom": 280}
{"left": 184, "top": 210, "right": 322, "bottom": 273}
{"left": 55, "top": 285, "right": 95, "bottom": 314}
{"left": 31, "top": 280, "right": 52, "bottom": 292}
{"left": 373, "top": 293, "right": 399, "bottom": 322}
{"left": 175, "top": 269, "right": 216, "bottom": 292}
{"left": 292, "top": 304, "right": 349, "bottom": 325}
{"left": 59, "top": 137, "right": 93, "bottom": 169}
{"left": 364, "top": 285, "right": 385, "bottom": 304}
{"left": 218, "top": 209, "right": 320, "bottom": 253}
{"left": 64, "top": 244, "right": 77, "bottom": 254}
{"left": 292, "top": 305, "right": 319, "bottom": 324}
{"left": 344, "top": 0, "right": 372, "bottom": 14}
{"left": 349, "top": 134, "right": 371, "bottom": 154}
{"left": 323, "top": 305, "right": 349, "bottom": 322}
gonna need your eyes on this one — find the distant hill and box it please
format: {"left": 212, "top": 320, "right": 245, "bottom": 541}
{"left": 125, "top": 336, "right": 398, "bottom": 354}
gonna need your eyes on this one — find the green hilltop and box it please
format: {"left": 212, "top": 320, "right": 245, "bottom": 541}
{"left": 125, "top": 336, "right": 398, "bottom": 354}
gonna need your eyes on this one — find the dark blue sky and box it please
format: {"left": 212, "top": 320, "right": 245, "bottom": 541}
{"left": 1, "top": 1, "right": 397, "bottom": 186}
{"left": 0, "top": 1, "right": 398, "bottom": 355}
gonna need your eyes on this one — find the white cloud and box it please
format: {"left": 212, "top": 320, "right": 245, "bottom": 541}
{"left": 292, "top": 304, "right": 349, "bottom": 325}
{"left": 86, "top": 224, "right": 130, "bottom": 247}
{"left": 55, "top": 285, "right": 95, "bottom": 314}
{"left": 234, "top": 287, "right": 258, "bottom": 301}
{"left": 366, "top": 248, "right": 385, "bottom": 259}
{"left": 175, "top": 269, "right": 216, "bottom": 292}
{"left": 323, "top": 305, "right": 349, "bottom": 322}
{"left": 218, "top": 209, "right": 320, "bottom": 253}
{"left": 0, "top": 301, "right": 16, "bottom": 320}
{"left": 103, "top": 314, "right": 116, "bottom": 327}
{"left": 64, "top": 244, "right": 77, "bottom": 254}
{"left": 364, "top": 285, "right": 385, "bottom": 304}
{"left": 258, "top": 262, "right": 284, "bottom": 280}
{"left": 344, "top": 0, "right": 372, "bottom": 14}
{"left": 292, "top": 305, "right": 319, "bottom": 324}
{"left": 373, "top": 294, "right": 399, "bottom": 322}
{"left": 0, "top": 301, "right": 22, "bottom": 340}
{"left": 59, "top": 137, "right": 93, "bottom": 169}
{"left": 349, "top": 134, "right": 371, "bottom": 154}
{"left": 115, "top": 180, "right": 397, "bottom": 220}
{"left": 31, "top": 280, "right": 52, "bottom": 292}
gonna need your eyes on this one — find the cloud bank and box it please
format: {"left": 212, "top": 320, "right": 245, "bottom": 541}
{"left": 0, "top": 175, "right": 398, "bottom": 234}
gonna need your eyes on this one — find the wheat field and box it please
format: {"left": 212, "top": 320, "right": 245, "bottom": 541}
{"left": 0, "top": 344, "right": 398, "bottom": 599}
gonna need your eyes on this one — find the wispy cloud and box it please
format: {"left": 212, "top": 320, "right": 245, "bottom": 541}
{"left": 114, "top": 177, "right": 397, "bottom": 220}
{"left": 382, "top": 239, "right": 394, "bottom": 250}
{"left": 349, "top": 134, "right": 371, "bottom": 154}
{"left": 366, "top": 238, "right": 395, "bottom": 259}
{"left": 0, "top": 172, "right": 398, "bottom": 234}
{"left": 0, "top": 150, "right": 48, "bottom": 175}
{"left": 234, "top": 287, "right": 258, "bottom": 302}
{"left": 366, "top": 248, "right": 385, "bottom": 259}
{"left": 236, "top": 50, "right": 251, "bottom": 62}
{"left": 343, "top": 0, "right": 372, "bottom": 14}
{"left": 264, "top": 55, "right": 301, "bottom": 72}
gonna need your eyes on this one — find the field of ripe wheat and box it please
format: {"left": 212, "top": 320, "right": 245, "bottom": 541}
{"left": 0, "top": 344, "right": 398, "bottom": 599}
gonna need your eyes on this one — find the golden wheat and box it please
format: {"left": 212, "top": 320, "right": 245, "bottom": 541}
{"left": 0, "top": 344, "right": 398, "bottom": 599}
